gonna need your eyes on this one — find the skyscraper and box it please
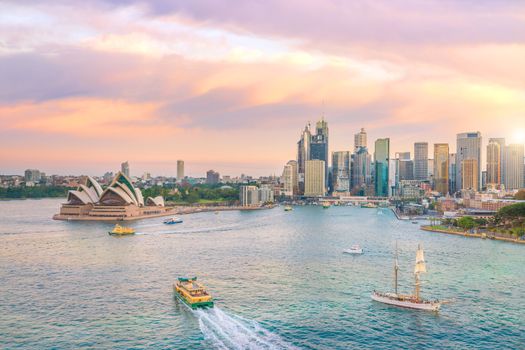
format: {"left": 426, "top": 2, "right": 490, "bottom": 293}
{"left": 296, "top": 124, "right": 311, "bottom": 194}
{"left": 504, "top": 144, "right": 524, "bottom": 190}
{"left": 121, "top": 161, "right": 130, "bottom": 177}
{"left": 456, "top": 132, "right": 482, "bottom": 191}
{"left": 351, "top": 147, "right": 372, "bottom": 195}
{"left": 282, "top": 160, "right": 298, "bottom": 197}
{"left": 354, "top": 128, "right": 367, "bottom": 150}
{"left": 309, "top": 118, "right": 329, "bottom": 186}
{"left": 433, "top": 143, "right": 449, "bottom": 195}
{"left": 486, "top": 140, "right": 501, "bottom": 185}
{"left": 177, "top": 160, "right": 185, "bottom": 180}
{"left": 374, "top": 138, "right": 390, "bottom": 197}
{"left": 488, "top": 138, "right": 505, "bottom": 185}
{"left": 414, "top": 142, "right": 428, "bottom": 180}
{"left": 462, "top": 159, "right": 479, "bottom": 190}
{"left": 332, "top": 151, "right": 350, "bottom": 193}
{"left": 448, "top": 153, "right": 456, "bottom": 194}
{"left": 304, "top": 159, "right": 325, "bottom": 197}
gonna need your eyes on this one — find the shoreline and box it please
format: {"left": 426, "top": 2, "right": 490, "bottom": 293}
{"left": 420, "top": 225, "right": 525, "bottom": 245}
{"left": 53, "top": 204, "right": 273, "bottom": 221}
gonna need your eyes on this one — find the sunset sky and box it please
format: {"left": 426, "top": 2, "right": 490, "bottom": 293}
{"left": 1, "top": 1, "right": 525, "bottom": 177}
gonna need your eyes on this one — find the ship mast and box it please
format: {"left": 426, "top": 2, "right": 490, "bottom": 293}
{"left": 394, "top": 241, "right": 399, "bottom": 295}
{"left": 414, "top": 244, "right": 426, "bottom": 300}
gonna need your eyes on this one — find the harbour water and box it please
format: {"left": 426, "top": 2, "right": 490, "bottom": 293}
{"left": 1, "top": 199, "right": 524, "bottom": 349}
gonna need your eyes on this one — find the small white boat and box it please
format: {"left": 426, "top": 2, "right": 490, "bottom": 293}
{"left": 343, "top": 245, "right": 363, "bottom": 255}
{"left": 163, "top": 217, "right": 183, "bottom": 224}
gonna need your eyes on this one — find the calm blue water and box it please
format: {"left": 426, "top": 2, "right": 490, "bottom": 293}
{"left": 1, "top": 199, "right": 524, "bottom": 349}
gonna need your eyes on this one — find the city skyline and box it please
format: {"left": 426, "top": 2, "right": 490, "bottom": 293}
{"left": 1, "top": 1, "right": 525, "bottom": 176}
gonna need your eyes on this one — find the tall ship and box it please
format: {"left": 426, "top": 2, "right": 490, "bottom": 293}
{"left": 371, "top": 244, "right": 442, "bottom": 311}
{"left": 174, "top": 277, "right": 214, "bottom": 309}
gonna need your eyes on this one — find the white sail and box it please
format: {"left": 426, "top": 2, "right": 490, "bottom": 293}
{"left": 414, "top": 245, "right": 426, "bottom": 274}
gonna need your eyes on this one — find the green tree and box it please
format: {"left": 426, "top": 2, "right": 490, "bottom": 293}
{"left": 514, "top": 189, "right": 525, "bottom": 200}
{"left": 457, "top": 216, "right": 476, "bottom": 231}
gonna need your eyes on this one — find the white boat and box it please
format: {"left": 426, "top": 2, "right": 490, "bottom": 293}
{"left": 371, "top": 243, "right": 443, "bottom": 312}
{"left": 343, "top": 245, "right": 363, "bottom": 254}
{"left": 163, "top": 217, "right": 183, "bottom": 224}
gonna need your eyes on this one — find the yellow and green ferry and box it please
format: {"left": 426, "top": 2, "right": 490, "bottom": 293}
{"left": 108, "top": 224, "right": 135, "bottom": 236}
{"left": 174, "top": 277, "right": 214, "bottom": 309}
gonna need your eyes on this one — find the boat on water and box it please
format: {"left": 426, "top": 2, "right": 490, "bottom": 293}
{"left": 174, "top": 277, "right": 214, "bottom": 309}
{"left": 284, "top": 205, "right": 293, "bottom": 211}
{"left": 412, "top": 221, "right": 418, "bottom": 224}
{"left": 371, "top": 243, "right": 443, "bottom": 312}
{"left": 108, "top": 224, "right": 135, "bottom": 236}
{"left": 164, "top": 217, "right": 183, "bottom": 224}
{"left": 343, "top": 245, "right": 363, "bottom": 255}
{"left": 361, "top": 202, "right": 377, "bottom": 208}
{"left": 322, "top": 203, "right": 331, "bottom": 209}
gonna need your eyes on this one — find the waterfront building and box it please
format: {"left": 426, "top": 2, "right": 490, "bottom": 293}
{"left": 240, "top": 185, "right": 258, "bottom": 206}
{"left": 121, "top": 161, "right": 130, "bottom": 178}
{"left": 259, "top": 185, "right": 275, "bottom": 203}
{"left": 309, "top": 118, "right": 329, "bottom": 186}
{"left": 486, "top": 139, "right": 501, "bottom": 185}
{"left": 448, "top": 154, "right": 456, "bottom": 194}
{"left": 206, "top": 170, "right": 220, "bottom": 184}
{"left": 54, "top": 172, "right": 169, "bottom": 221}
{"left": 282, "top": 160, "right": 298, "bottom": 197}
{"left": 332, "top": 151, "right": 350, "bottom": 193}
{"left": 354, "top": 128, "right": 367, "bottom": 151}
{"left": 304, "top": 159, "right": 325, "bottom": 197}
{"left": 456, "top": 132, "right": 482, "bottom": 191}
{"left": 414, "top": 142, "right": 428, "bottom": 180}
{"left": 177, "top": 160, "right": 184, "bottom": 180}
{"left": 297, "top": 124, "right": 311, "bottom": 194}
{"left": 504, "top": 144, "right": 525, "bottom": 190}
{"left": 433, "top": 143, "right": 449, "bottom": 195}
{"left": 240, "top": 185, "right": 274, "bottom": 206}
{"left": 461, "top": 159, "right": 479, "bottom": 190}
{"left": 351, "top": 147, "right": 372, "bottom": 195}
{"left": 374, "top": 138, "right": 390, "bottom": 197}
{"left": 24, "top": 169, "right": 41, "bottom": 183}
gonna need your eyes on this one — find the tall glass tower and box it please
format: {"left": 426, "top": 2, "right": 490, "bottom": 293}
{"left": 374, "top": 138, "right": 390, "bottom": 197}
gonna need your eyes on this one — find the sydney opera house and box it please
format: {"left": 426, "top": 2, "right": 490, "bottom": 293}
{"left": 53, "top": 172, "right": 172, "bottom": 221}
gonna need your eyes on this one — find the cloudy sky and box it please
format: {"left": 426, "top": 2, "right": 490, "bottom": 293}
{"left": 1, "top": 0, "right": 525, "bottom": 177}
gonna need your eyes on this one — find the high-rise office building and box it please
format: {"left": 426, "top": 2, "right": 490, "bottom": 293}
{"left": 433, "top": 143, "right": 449, "bottom": 195}
{"left": 374, "top": 138, "right": 390, "bottom": 197}
{"left": 304, "top": 159, "right": 325, "bottom": 196}
{"left": 332, "top": 151, "right": 350, "bottom": 193}
{"left": 297, "top": 124, "right": 311, "bottom": 177}
{"left": 121, "top": 161, "right": 130, "bottom": 177}
{"left": 282, "top": 160, "right": 298, "bottom": 197}
{"left": 461, "top": 159, "right": 479, "bottom": 190}
{"left": 177, "top": 160, "right": 184, "bottom": 180}
{"left": 351, "top": 147, "right": 371, "bottom": 195}
{"left": 206, "top": 170, "right": 220, "bottom": 184}
{"left": 354, "top": 128, "right": 367, "bottom": 150}
{"left": 488, "top": 138, "right": 505, "bottom": 185}
{"left": 448, "top": 154, "right": 456, "bottom": 194}
{"left": 486, "top": 140, "right": 501, "bottom": 185}
{"left": 414, "top": 142, "right": 428, "bottom": 180}
{"left": 395, "top": 152, "right": 414, "bottom": 181}
{"left": 504, "top": 144, "right": 524, "bottom": 190}
{"left": 456, "top": 132, "right": 482, "bottom": 191}
{"left": 309, "top": 118, "right": 329, "bottom": 186}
